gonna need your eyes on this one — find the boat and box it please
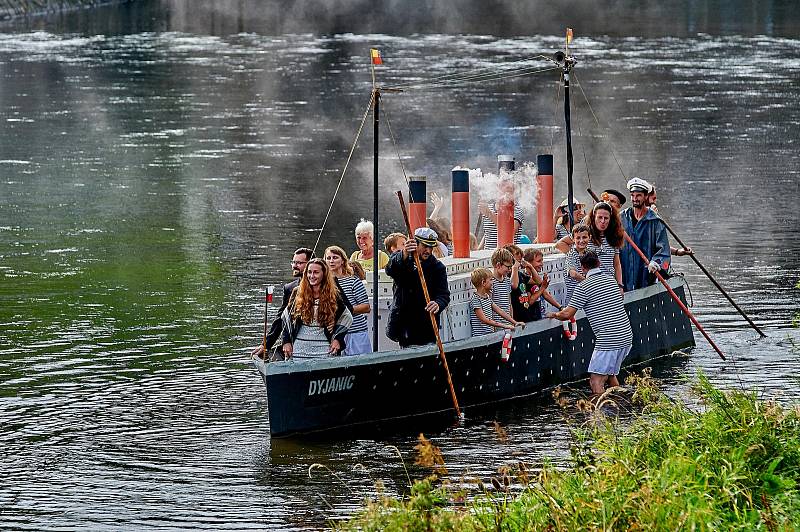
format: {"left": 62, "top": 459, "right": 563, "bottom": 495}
{"left": 251, "top": 38, "right": 696, "bottom": 438}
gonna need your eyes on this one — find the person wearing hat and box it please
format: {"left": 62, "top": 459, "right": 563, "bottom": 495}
{"left": 600, "top": 189, "right": 626, "bottom": 211}
{"left": 553, "top": 197, "right": 587, "bottom": 240}
{"left": 385, "top": 227, "right": 451, "bottom": 348}
{"left": 619, "top": 177, "right": 671, "bottom": 291}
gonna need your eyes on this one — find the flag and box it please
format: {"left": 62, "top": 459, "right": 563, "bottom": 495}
{"left": 370, "top": 48, "right": 383, "bottom": 65}
{"left": 566, "top": 28, "right": 574, "bottom": 45}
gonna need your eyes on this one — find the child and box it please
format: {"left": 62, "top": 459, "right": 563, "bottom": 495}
{"left": 504, "top": 245, "right": 547, "bottom": 323}
{"left": 490, "top": 248, "right": 517, "bottom": 321}
{"left": 470, "top": 267, "right": 523, "bottom": 335}
{"left": 383, "top": 232, "right": 407, "bottom": 255}
{"left": 522, "top": 248, "right": 563, "bottom": 317}
{"left": 565, "top": 223, "right": 590, "bottom": 303}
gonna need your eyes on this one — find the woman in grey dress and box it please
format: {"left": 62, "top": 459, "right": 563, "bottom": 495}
{"left": 281, "top": 258, "right": 352, "bottom": 359}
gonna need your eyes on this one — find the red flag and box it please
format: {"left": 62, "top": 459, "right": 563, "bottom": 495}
{"left": 370, "top": 48, "right": 383, "bottom": 65}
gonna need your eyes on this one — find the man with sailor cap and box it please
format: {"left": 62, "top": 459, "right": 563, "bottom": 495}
{"left": 619, "top": 177, "right": 671, "bottom": 291}
{"left": 385, "top": 227, "right": 451, "bottom": 348}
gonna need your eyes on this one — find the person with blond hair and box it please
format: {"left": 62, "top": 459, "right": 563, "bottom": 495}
{"left": 350, "top": 219, "right": 389, "bottom": 271}
{"left": 325, "top": 245, "right": 371, "bottom": 355}
{"left": 281, "top": 258, "right": 352, "bottom": 359}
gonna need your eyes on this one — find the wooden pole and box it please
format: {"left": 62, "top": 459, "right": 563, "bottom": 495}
{"left": 396, "top": 190, "right": 462, "bottom": 418}
{"left": 653, "top": 212, "right": 766, "bottom": 338}
{"left": 262, "top": 286, "right": 273, "bottom": 350}
{"left": 587, "top": 188, "right": 726, "bottom": 361}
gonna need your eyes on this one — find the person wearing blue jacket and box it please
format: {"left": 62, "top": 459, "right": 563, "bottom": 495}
{"left": 385, "top": 227, "right": 451, "bottom": 348}
{"left": 619, "top": 177, "right": 671, "bottom": 291}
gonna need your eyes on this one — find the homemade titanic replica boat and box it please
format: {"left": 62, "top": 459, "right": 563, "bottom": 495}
{"left": 253, "top": 43, "right": 696, "bottom": 438}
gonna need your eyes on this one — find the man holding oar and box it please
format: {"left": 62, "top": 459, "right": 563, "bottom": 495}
{"left": 385, "top": 227, "right": 450, "bottom": 348}
{"left": 619, "top": 177, "right": 671, "bottom": 291}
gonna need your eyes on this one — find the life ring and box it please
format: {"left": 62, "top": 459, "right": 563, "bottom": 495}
{"left": 562, "top": 317, "right": 578, "bottom": 341}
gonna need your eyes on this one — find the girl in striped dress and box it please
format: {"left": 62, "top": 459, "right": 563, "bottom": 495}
{"left": 324, "top": 246, "right": 372, "bottom": 355}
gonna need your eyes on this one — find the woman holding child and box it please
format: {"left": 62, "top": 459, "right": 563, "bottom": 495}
{"left": 281, "top": 258, "right": 352, "bottom": 359}
{"left": 556, "top": 201, "right": 624, "bottom": 292}
{"left": 325, "top": 246, "right": 372, "bottom": 355}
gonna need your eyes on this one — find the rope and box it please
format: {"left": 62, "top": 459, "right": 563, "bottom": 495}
{"left": 573, "top": 71, "right": 628, "bottom": 181}
{"left": 548, "top": 71, "right": 563, "bottom": 155}
{"left": 384, "top": 61, "right": 559, "bottom": 91}
{"left": 380, "top": 99, "right": 412, "bottom": 197}
{"left": 311, "top": 91, "right": 376, "bottom": 255}
{"left": 384, "top": 54, "right": 555, "bottom": 90}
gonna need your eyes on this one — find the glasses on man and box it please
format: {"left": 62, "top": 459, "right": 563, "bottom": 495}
{"left": 290, "top": 260, "right": 308, "bottom": 266}
{"left": 503, "top": 263, "right": 513, "bottom": 268}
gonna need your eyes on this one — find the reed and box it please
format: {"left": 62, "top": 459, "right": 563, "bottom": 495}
{"left": 340, "top": 371, "right": 800, "bottom": 531}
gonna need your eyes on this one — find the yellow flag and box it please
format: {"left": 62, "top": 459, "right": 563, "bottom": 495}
{"left": 566, "top": 28, "right": 574, "bottom": 44}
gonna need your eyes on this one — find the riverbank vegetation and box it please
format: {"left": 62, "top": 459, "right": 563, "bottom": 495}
{"left": 339, "top": 371, "right": 800, "bottom": 530}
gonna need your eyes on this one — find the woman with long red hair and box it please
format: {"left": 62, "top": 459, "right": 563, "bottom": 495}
{"left": 281, "top": 258, "right": 352, "bottom": 359}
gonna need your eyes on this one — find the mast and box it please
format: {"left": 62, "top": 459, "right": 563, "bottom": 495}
{"left": 555, "top": 42, "right": 577, "bottom": 226}
{"left": 372, "top": 88, "right": 380, "bottom": 352}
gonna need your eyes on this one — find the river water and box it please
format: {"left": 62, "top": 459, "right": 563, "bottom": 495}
{"left": 1, "top": 1, "right": 799, "bottom": 529}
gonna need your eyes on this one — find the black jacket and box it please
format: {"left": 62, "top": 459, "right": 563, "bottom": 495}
{"left": 385, "top": 251, "right": 450, "bottom": 348}
{"left": 280, "top": 288, "right": 352, "bottom": 346}
{"left": 264, "top": 277, "right": 354, "bottom": 352}
{"left": 264, "top": 279, "right": 299, "bottom": 352}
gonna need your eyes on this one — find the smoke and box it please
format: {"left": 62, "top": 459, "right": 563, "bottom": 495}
{"left": 460, "top": 161, "right": 540, "bottom": 221}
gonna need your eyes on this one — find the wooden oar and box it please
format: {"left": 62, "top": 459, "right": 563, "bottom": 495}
{"left": 587, "top": 188, "right": 726, "bottom": 361}
{"left": 396, "top": 190, "right": 462, "bottom": 419}
{"left": 651, "top": 212, "right": 766, "bottom": 338}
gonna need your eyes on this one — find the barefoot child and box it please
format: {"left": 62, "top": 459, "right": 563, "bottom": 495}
{"left": 565, "top": 223, "right": 590, "bottom": 303}
{"left": 470, "top": 268, "right": 524, "bottom": 335}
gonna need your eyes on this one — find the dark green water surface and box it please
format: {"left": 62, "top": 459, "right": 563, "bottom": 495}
{"left": 1, "top": 1, "right": 800, "bottom": 529}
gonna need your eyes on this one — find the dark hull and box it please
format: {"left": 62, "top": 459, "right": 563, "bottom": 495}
{"left": 256, "top": 278, "right": 694, "bottom": 438}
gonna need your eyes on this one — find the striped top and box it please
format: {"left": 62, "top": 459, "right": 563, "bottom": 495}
{"left": 564, "top": 247, "right": 585, "bottom": 303}
{"left": 469, "top": 292, "right": 495, "bottom": 336}
{"left": 490, "top": 276, "right": 512, "bottom": 321}
{"left": 481, "top": 202, "right": 525, "bottom": 249}
{"left": 587, "top": 235, "right": 619, "bottom": 280}
{"left": 567, "top": 268, "right": 632, "bottom": 350}
{"left": 336, "top": 275, "right": 369, "bottom": 334}
{"left": 555, "top": 224, "right": 569, "bottom": 240}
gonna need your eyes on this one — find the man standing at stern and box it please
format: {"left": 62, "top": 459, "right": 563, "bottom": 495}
{"left": 619, "top": 177, "right": 671, "bottom": 291}
{"left": 385, "top": 227, "right": 450, "bottom": 348}
{"left": 547, "top": 251, "right": 633, "bottom": 394}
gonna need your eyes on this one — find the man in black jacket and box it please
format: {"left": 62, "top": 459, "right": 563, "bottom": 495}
{"left": 385, "top": 227, "right": 450, "bottom": 348}
{"left": 251, "top": 247, "right": 313, "bottom": 360}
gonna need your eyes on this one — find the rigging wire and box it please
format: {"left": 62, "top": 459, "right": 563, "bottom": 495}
{"left": 548, "top": 70, "right": 564, "bottom": 155}
{"left": 384, "top": 54, "right": 556, "bottom": 90}
{"left": 573, "top": 71, "right": 628, "bottom": 181}
{"left": 385, "top": 64, "right": 559, "bottom": 91}
{"left": 311, "top": 90, "right": 375, "bottom": 255}
{"left": 380, "top": 99, "right": 412, "bottom": 196}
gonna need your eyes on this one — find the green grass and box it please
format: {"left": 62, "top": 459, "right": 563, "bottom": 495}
{"left": 339, "top": 373, "right": 800, "bottom": 531}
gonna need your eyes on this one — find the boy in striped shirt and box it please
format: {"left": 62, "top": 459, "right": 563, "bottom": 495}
{"left": 490, "top": 248, "right": 517, "bottom": 322}
{"left": 547, "top": 251, "right": 633, "bottom": 395}
{"left": 470, "top": 267, "right": 523, "bottom": 336}
{"left": 564, "top": 223, "right": 590, "bottom": 303}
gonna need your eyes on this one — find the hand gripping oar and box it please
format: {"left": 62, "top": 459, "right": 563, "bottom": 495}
{"left": 587, "top": 188, "right": 726, "bottom": 361}
{"left": 396, "top": 190, "right": 462, "bottom": 419}
{"left": 651, "top": 212, "right": 766, "bottom": 338}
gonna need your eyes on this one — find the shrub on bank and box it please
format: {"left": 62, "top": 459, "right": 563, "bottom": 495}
{"left": 340, "top": 373, "right": 800, "bottom": 531}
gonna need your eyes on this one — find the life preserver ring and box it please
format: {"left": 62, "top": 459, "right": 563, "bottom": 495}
{"left": 562, "top": 317, "right": 578, "bottom": 341}
{"left": 501, "top": 331, "right": 512, "bottom": 362}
